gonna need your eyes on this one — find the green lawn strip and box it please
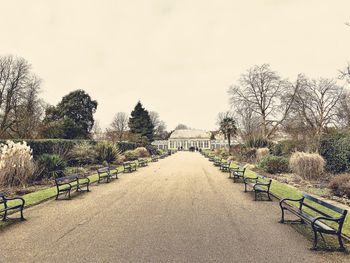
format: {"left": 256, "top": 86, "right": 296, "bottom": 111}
{"left": 5, "top": 166, "right": 129, "bottom": 209}
{"left": 236, "top": 164, "right": 350, "bottom": 238}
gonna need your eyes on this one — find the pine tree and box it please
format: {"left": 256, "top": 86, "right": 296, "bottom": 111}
{"left": 128, "top": 101, "right": 154, "bottom": 143}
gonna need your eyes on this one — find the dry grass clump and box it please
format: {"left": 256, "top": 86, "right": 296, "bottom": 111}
{"left": 256, "top": 148, "right": 270, "bottom": 162}
{"left": 289, "top": 151, "right": 325, "bottom": 180}
{"left": 0, "top": 141, "right": 35, "bottom": 187}
{"left": 329, "top": 174, "right": 350, "bottom": 198}
{"left": 134, "top": 147, "right": 150, "bottom": 157}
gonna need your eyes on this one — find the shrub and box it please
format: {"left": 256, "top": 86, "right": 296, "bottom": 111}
{"left": 116, "top": 141, "right": 137, "bottom": 152}
{"left": 257, "top": 155, "right": 289, "bottom": 174}
{"left": 145, "top": 145, "right": 158, "bottom": 155}
{"left": 240, "top": 147, "right": 257, "bottom": 163}
{"left": 271, "top": 143, "right": 283, "bottom": 156}
{"left": 246, "top": 137, "right": 272, "bottom": 148}
{"left": 319, "top": 134, "right": 350, "bottom": 173}
{"left": 36, "top": 154, "right": 67, "bottom": 180}
{"left": 289, "top": 152, "right": 325, "bottom": 180}
{"left": 95, "top": 141, "right": 120, "bottom": 164}
{"left": 0, "top": 141, "right": 36, "bottom": 187}
{"left": 124, "top": 150, "right": 139, "bottom": 161}
{"left": 134, "top": 147, "right": 150, "bottom": 158}
{"left": 256, "top": 148, "right": 270, "bottom": 162}
{"left": 70, "top": 141, "right": 97, "bottom": 165}
{"left": 329, "top": 174, "right": 350, "bottom": 198}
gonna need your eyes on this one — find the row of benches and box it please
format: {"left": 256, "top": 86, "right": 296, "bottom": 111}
{"left": 0, "top": 155, "right": 164, "bottom": 222}
{"left": 203, "top": 152, "right": 348, "bottom": 251}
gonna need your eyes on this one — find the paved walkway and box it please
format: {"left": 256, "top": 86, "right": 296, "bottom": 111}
{"left": 0, "top": 152, "right": 348, "bottom": 262}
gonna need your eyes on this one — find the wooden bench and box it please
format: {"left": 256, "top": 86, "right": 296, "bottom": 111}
{"left": 230, "top": 167, "right": 246, "bottom": 181}
{"left": 123, "top": 161, "right": 137, "bottom": 173}
{"left": 0, "top": 192, "right": 25, "bottom": 221}
{"left": 97, "top": 167, "right": 118, "bottom": 183}
{"left": 138, "top": 158, "right": 148, "bottom": 167}
{"left": 220, "top": 161, "right": 232, "bottom": 172}
{"left": 244, "top": 175, "right": 272, "bottom": 201}
{"left": 55, "top": 174, "right": 90, "bottom": 200}
{"left": 279, "top": 192, "right": 348, "bottom": 251}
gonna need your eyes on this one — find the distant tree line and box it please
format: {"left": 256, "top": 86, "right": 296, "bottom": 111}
{"left": 222, "top": 63, "right": 350, "bottom": 149}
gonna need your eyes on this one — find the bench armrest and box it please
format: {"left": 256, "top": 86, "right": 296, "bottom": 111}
{"left": 4, "top": 196, "right": 25, "bottom": 206}
{"left": 244, "top": 177, "right": 258, "bottom": 183}
{"left": 312, "top": 216, "right": 344, "bottom": 225}
{"left": 279, "top": 197, "right": 303, "bottom": 206}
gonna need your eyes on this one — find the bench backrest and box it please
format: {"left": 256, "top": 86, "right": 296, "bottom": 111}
{"left": 55, "top": 175, "right": 77, "bottom": 184}
{"left": 97, "top": 167, "right": 109, "bottom": 174}
{"left": 302, "top": 192, "right": 347, "bottom": 218}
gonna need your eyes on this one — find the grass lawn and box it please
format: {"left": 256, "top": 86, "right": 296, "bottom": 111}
{"left": 230, "top": 162, "right": 350, "bottom": 239}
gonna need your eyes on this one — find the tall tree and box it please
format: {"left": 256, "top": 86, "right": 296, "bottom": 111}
{"left": 0, "top": 55, "right": 43, "bottom": 138}
{"left": 149, "top": 111, "right": 168, "bottom": 139}
{"left": 108, "top": 112, "right": 129, "bottom": 142}
{"left": 229, "top": 64, "right": 299, "bottom": 139}
{"left": 291, "top": 78, "right": 343, "bottom": 135}
{"left": 42, "top": 90, "right": 98, "bottom": 139}
{"left": 128, "top": 101, "right": 154, "bottom": 143}
{"left": 218, "top": 112, "right": 237, "bottom": 149}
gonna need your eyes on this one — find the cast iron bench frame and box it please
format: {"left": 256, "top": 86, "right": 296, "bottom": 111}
{"left": 54, "top": 173, "right": 90, "bottom": 200}
{"left": 213, "top": 157, "right": 221, "bottom": 167}
{"left": 138, "top": 158, "right": 148, "bottom": 167}
{"left": 151, "top": 155, "right": 159, "bottom": 162}
{"left": 123, "top": 161, "right": 137, "bottom": 173}
{"left": 220, "top": 161, "right": 232, "bottom": 172}
{"left": 0, "top": 192, "right": 25, "bottom": 221}
{"left": 244, "top": 175, "right": 272, "bottom": 201}
{"left": 229, "top": 167, "right": 246, "bottom": 181}
{"left": 279, "top": 192, "right": 348, "bottom": 251}
{"left": 97, "top": 167, "right": 118, "bottom": 183}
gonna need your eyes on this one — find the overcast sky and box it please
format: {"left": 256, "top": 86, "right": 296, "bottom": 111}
{"left": 1, "top": 0, "right": 350, "bottom": 131}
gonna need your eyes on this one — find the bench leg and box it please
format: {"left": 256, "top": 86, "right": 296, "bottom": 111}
{"left": 254, "top": 191, "right": 257, "bottom": 201}
{"left": 244, "top": 183, "right": 247, "bottom": 192}
{"left": 68, "top": 190, "right": 71, "bottom": 199}
{"left": 87, "top": 183, "right": 90, "bottom": 192}
{"left": 2, "top": 210, "right": 7, "bottom": 221}
{"left": 312, "top": 229, "right": 318, "bottom": 250}
{"left": 338, "top": 234, "right": 345, "bottom": 251}
{"left": 279, "top": 205, "right": 285, "bottom": 223}
{"left": 267, "top": 191, "right": 272, "bottom": 201}
{"left": 20, "top": 206, "right": 25, "bottom": 221}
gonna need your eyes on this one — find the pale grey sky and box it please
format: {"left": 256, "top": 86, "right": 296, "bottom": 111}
{"left": 1, "top": 0, "right": 350, "bottom": 131}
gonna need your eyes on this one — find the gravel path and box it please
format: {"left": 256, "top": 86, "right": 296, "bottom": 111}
{"left": 0, "top": 152, "right": 348, "bottom": 262}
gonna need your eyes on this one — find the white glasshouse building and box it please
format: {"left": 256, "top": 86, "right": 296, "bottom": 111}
{"left": 152, "top": 129, "right": 230, "bottom": 151}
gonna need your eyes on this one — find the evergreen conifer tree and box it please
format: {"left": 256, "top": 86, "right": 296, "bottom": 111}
{"left": 128, "top": 101, "right": 154, "bottom": 143}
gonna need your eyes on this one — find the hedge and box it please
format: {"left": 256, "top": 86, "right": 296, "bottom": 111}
{"left": 0, "top": 139, "right": 97, "bottom": 158}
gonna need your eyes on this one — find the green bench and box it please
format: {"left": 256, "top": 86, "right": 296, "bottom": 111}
{"left": 0, "top": 192, "right": 25, "bottom": 221}
{"left": 123, "top": 161, "right": 137, "bottom": 173}
{"left": 279, "top": 192, "right": 348, "bottom": 251}
{"left": 244, "top": 175, "right": 272, "bottom": 201}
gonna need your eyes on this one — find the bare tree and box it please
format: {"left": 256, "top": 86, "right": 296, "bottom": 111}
{"left": 149, "top": 111, "right": 168, "bottom": 139}
{"left": 0, "top": 55, "right": 43, "bottom": 138}
{"left": 234, "top": 104, "right": 261, "bottom": 140}
{"left": 11, "top": 75, "right": 44, "bottom": 138}
{"left": 339, "top": 62, "right": 350, "bottom": 83}
{"left": 228, "top": 64, "right": 299, "bottom": 139}
{"left": 291, "top": 78, "right": 343, "bottom": 135}
{"left": 175, "top": 124, "right": 189, "bottom": 130}
{"left": 108, "top": 112, "right": 128, "bottom": 142}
